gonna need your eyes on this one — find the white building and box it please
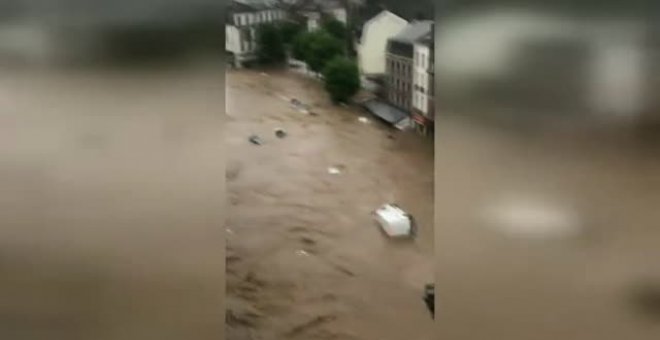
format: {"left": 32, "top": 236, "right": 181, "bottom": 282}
{"left": 300, "top": 0, "right": 348, "bottom": 32}
{"left": 412, "top": 30, "right": 434, "bottom": 135}
{"left": 226, "top": 0, "right": 287, "bottom": 67}
{"left": 357, "top": 10, "right": 408, "bottom": 77}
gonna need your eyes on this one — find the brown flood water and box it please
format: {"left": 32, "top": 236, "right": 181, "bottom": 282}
{"left": 226, "top": 69, "right": 434, "bottom": 339}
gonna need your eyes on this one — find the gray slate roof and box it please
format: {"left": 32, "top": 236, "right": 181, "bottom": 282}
{"left": 362, "top": 99, "right": 409, "bottom": 125}
{"left": 416, "top": 30, "right": 433, "bottom": 46}
{"left": 390, "top": 20, "right": 433, "bottom": 43}
{"left": 232, "top": 0, "right": 280, "bottom": 12}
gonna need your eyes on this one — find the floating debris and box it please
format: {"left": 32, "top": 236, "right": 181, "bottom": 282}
{"left": 423, "top": 284, "right": 435, "bottom": 318}
{"left": 327, "top": 167, "right": 342, "bottom": 175}
{"left": 275, "top": 128, "right": 287, "bottom": 138}
{"left": 248, "top": 135, "right": 263, "bottom": 145}
{"left": 295, "top": 249, "right": 310, "bottom": 257}
{"left": 374, "top": 203, "right": 415, "bottom": 238}
{"left": 290, "top": 98, "right": 311, "bottom": 114}
{"left": 358, "top": 117, "right": 369, "bottom": 124}
{"left": 260, "top": 72, "right": 269, "bottom": 77}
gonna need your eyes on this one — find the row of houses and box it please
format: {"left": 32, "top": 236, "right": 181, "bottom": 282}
{"left": 225, "top": 2, "right": 434, "bottom": 136}
{"left": 226, "top": 0, "right": 347, "bottom": 68}
{"left": 358, "top": 11, "right": 434, "bottom": 136}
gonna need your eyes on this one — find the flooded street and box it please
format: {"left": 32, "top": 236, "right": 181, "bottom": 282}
{"left": 226, "top": 69, "right": 434, "bottom": 339}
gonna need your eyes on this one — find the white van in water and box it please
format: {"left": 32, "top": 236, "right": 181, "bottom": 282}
{"left": 374, "top": 203, "right": 416, "bottom": 238}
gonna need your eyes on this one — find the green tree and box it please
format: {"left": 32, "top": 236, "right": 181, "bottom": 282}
{"left": 322, "top": 56, "right": 360, "bottom": 103}
{"left": 292, "top": 31, "right": 312, "bottom": 61}
{"left": 291, "top": 30, "right": 345, "bottom": 74}
{"left": 279, "top": 21, "right": 305, "bottom": 46}
{"left": 304, "top": 30, "right": 344, "bottom": 73}
{"left": 322, "top": 18, "right": 348, "bottom": 42}
{"left": 256, "top": 24, "right": 286, "bottom": 65}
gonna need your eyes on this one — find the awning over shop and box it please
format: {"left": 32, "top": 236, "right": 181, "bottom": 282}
{"left": 362, "top": 99, "right": 409, "bottom": 125}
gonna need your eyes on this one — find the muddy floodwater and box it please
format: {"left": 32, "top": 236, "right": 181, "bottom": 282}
{"left": 226, "top": 69, "right": 434, "bottom": 339}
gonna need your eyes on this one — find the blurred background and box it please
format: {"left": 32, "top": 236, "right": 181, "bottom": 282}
{"left": 435, "top": 1, "right": 660, "bottom": 339}
{"left": 3, "top": 0, "right": 660, "bottom": 339}
{"left": 0, "top": 1, "right": 224, "bottom": 339}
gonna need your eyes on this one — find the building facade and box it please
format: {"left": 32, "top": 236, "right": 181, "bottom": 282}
{"left": 386, "top": 21, "right": 433, "bottom": 114}
{"left": 412, "top": 30, "right": 434, "bottom": 135}
{"left": 226, "top": 0, "right": 287, "bottom": 67}
{"left": 300, "top": 0, "right": 348, "bottom": 32}
{"left": 357, "top": 10, "right": 408, "bottom": 77}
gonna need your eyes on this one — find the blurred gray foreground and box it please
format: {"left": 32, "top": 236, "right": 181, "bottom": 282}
{"left": 0, "top": 1, "right": 225, "bottom": 339}
{"left": 435, "top": 4, "right": 660, "bottom": 340}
